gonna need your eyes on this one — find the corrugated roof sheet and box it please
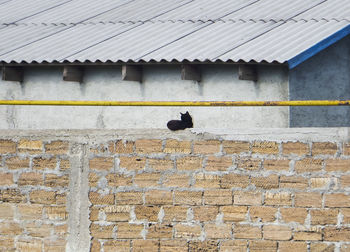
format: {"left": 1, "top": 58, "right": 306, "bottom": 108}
{"left": 0, "top": 0, "right": 350, "bottom": 68}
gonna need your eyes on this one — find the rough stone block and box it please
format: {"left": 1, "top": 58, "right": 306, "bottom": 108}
{"left": 6, "top": 156, "right": 30, "bottom": 170}
{"left": 174, "top": 191, "right": 202, "bottom": 206}
{"left": 89, "top": 157, "right": 114, "bottom": 171}
{"left": 295, "top": 192, "right": 322, "bottom": 207}
{"left": 221, "top": 206, "right": 247, "bottom": 222}
{"left": 175, "top": 224, "right": 201, "bottom": 239}
{"left": 135, "top": 139, "right": 162, "bottom": 153}
{"left": 234, "top": 224, "right": 261, "bottom": 239}
{"left": 119, "top": 156, "right": 146, "bottom": 171}
{"left": 222, "top": 140, "right": 250, "bottom": 154}
{"left": 252, "top": 141, "right": 279, "bottom": 154}
{"left": 263, "top": 159, "right": 290, "bottom": 171}
{"left": 193, "top": 140, "right": 221, "bottom": 154}
{"left": 205, "top": 156, "right": 232, "bottom": 171}
{"left": 0, "top": 140, "right": 16, "bottom": 154}
{"left": 263, "top": 225, "right": 292, "bottom": 240}
{"left": 205, "top": 223, "right": 232, "bottom": 239}
{"left": 116, "top": 191, "right": 143, "bottom": 205}
{"left": 312, "top": 142, "right": 337, "bottom": 156}
{"left": 45, "top": 141, "right": 69, "bottom": 155}
{"left": 234, "top": 191, "right": 262, "bottom": 206}
{"left": 176, "top": 156, "right": 203, "bottom": 171}
{"left": 89, "top": 192, "right": 114, "bottom": 205}
{"left": 18, "top": 139, "right": 43, "bottom": 154}
{"left": 164, "top": 139, "right": 191, "bottom": 154}
{"left": 282, "top": 142, "right": 309, "bottom": 156}
{"left": 280, "top": 208, "right": 307, "bottom": 224}
{"left": 250, "top": 206, "right": 277, "bottom": 222}
{"left": 204, "top": 190, "right": 232, "bottom": 205}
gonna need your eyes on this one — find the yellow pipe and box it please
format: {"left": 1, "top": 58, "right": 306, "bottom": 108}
{"left": 0, "top": 100, "right": 349, "bottom": 106}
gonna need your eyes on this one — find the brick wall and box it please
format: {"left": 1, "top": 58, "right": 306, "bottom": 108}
{"left": 1, "top": 129, "right": 350, "bottom": 251}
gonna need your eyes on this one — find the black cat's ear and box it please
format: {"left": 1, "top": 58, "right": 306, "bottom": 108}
{"left": 180, "top": 112, "right": 184, "bottom": 115}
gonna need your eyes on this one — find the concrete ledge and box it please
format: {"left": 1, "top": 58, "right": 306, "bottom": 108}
{"left": 0, "top": 128, "right": 347, "bottom": 142}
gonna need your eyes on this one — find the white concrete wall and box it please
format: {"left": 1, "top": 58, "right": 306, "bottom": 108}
{"left": 0, "top": 64, "right": 289, "bottom": 129}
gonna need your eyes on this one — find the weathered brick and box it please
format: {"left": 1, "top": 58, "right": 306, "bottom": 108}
{"left": 279, "top": 241, "right": 307, "bottom": 252}
{"left": 104, "top": 240, "right": 130, "bottom": 252}
{"left": 325, "top": 193, "right": 350, "bottom": 207}
{"left": 189, "top": 240, "right": 218, "bottom": 252}
{"left": 312, "top": 142, "right": 338, "bottom": 156}
{"left": 164, "top": 139, "right": 191, "bottom": 154}
{"left": 251, "top": 175, "right": 279, "bottom": 189}
{"left": 205, "top": 223, "right": 232, "bottom": 239}
{"left": 33, "top": 157, "right": 57, "bottom": 170}
{"left": 311, "top": 209, "right": 338, "bottom": 225}
{"left": 147, "top": 224, "right": 172, "bottom": 239}
{"left": 205, "top": 156, "right": 232, "bottom": 171}
{"left": 174, "top": 191, "right": 202, "bottom": 206}
{"left": 295, "top": 192, "right": 322, "bottom": 208}
{"left": 0, "top": 222, "right": 23, "bottom": 235}
{"left": 252, "top": 141, "right": 279, "bottom": 154}
{"left": 193, "top": 140, "right": 221, "bottom": 154}
{"left": 44, "top": 239, "right": 66, "bottom": 252}
{"left": 18, "top": 139, "right": 43, "bottom": 154}
{"left": 324, "top": 227, "right": 350, "bottom": 241}
{"left": 237, "top": 158, "right": 262, "bottom": 171}
{"left": 265, "top": 192, "right": 291, "bottom": 206}
{"left": 310, "top": 243, "right": 334, "bottom": 252}
{"left": 18, "top": 204, "right": 43, "bottom": 220}
{"left": 0, "top": 172, "right": 13, "bottom": 186}
{"left": 0, "top": 140, "right": 16, "bottom": 154}
{"left": 221, "top": 206, "right": 247, "bottom": 222}
{"left": 234, "top": 191, "right": 262, "bottom": 206}
{"left": 163, "top": 173, "right": 190, "bottom": 188}
{"left": 59, "top": 158, "right": 70, "bottom": 171}
{"left": 133, "top": 240, "right": 159, "bottom": 252}
{"left": 175, "top": 224, "right": 201, "bottom": 239}
{"left": 116, "top": 223, "right": 143, "bottom": 239}
{"left": 45, "top": 141, "right": 69, "bottom": 154}
{"left": 148, "top": 158, "right": 174, "bottom": 171}
{"left": 221, "top": 174, "right": 250, "bottom": 188}
{"left": 344, "top": 142, "right": 350, "bottom": 156}
{"left": 25, "top": 223, "right": 54, "bottom": 237}
{"left": 109, "top": 140, "right": 134, "bottom": 154}
{"left": 250, "top": 206, "right": 277, "bottom": 222}
{"left": 222, "top": 141, "right": 250, "bottom": 154}
{"left": 89, "top": 192, "right": 114, "bottom": 205}
{"left": 326, "top": 159, "right": 350, "bottom": 172}
{"left": 0, "top": 188, "right": 26, "bottom": 203}
{"left": 220, "top": 240, "right": 247, "bottom": 252}
{"left": 106, "top": 173, "right": 132, "bottom": 187}
{"left": 55, "top": 223, "right": 67, "bottom": 238}
{"left": 16, "top": 238, "right": 42, "bottom": 252}
{"left": 249, "top": 240, "right": 277, "bottom": 252}
{"left": 204, "top": 190, "right": 232, "bottom": 205}
{"left": 134, "top": 173, "right": 161, "bottom": 187}
{"left": 264, "top": 159, "right": 290, "bottom": 171}
{"left": 280, "top": 176, "right": 308, "bottom": 190}
{"left": 119, "top": 156, "right": 146, "bottom": 171}
{"left": 89, "top": 207, "right": 100, "bottom": 221}
{"left": 280, "top": 208, "right": 307, "bottom": 224}
{"left": 132, "top": 240, "right": 159, "bottom": 252}
{"left": 193, "top": 206, "right": 218, "bottom": 222}
{"left": 263, "top": 225, "right": 292, "bottom": 240}
{"left": 90, "top": 223, "right": 114, "bottom": 239}
{"left": 341, "top": 175, "right": 350, "bottom": 188}
{"left": 90, "top": 239, "right": 101, "bottom": 252}
{"left": 135, "top": 206, "right": 160, "bottom": 222}
{"left": 0, "top": 237, "right": 14, "bottom": 251}
{"left": 45, "top": 174, "right": 69, "bottom": 187}
{"left": 116, "top": 191, "right": 143, "bottom": 205}
{"left": 176, "top": 156, "right": 203, "bottom": 171}
{"left": 163, "top": 206, "right": 188, "bottom": 222}
{"left": 104, "top": 205, "right": 131, "bottom": 222}
{"left": 160, "top": 240, "right": 188, "bottom": 252}
{"left": 6, "top": 156, "right": 30, "bottom": 170}
{"left": 282, "top": 142, "right": 309, "bottom": 156}
{"left": 18, "top": 172, "right": 43, "bottom": 186}
{"left": 194, "top": 173, "right": 220, "bottom": 188}
{"left": 145, "top": 190, "right": 172, "bottom": 205}
{"left": 295, "top": 158, "right": 323, "bottom": 173}
{"left": 341, "top": 244, "right": 350, "bottom": 252}
{"left": 234, "top": 224, "right": 261, "bottom": 239}
{"left": 294, "top": 230, "right": 322, "bottom": 241}
{"left": 45, "top": 206, "right": 67, "bottom": 221}
{"left": 310, "top": 177, "right": 338, "bottom": 189}
{"left": 89, "top": 157, "right": 114, "bottom": 171}
{"left": 88, "top": 172, "right": 100, "bottom": 187}
{"left": 30, "top": 190, "right": 56, "bottom": 205}
{"left": 0, "top": 203, "right": 14, "bottom": 219}
{"left": 135, "top": 139, "right": 162, "bottom": 153}
{"left": 341, "top": 208, "right": 350, "bottom": 223}
{"left": 55, "top": 192, "right": 66, "bottom": 205}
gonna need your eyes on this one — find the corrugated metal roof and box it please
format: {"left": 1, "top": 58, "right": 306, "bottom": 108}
{"left": 0, "top": 0, "right": 350, "bottom": 68}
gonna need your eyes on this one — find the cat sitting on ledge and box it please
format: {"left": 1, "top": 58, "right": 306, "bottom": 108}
{"left": 167, "top": 111, "right": 193, "bottom": 131}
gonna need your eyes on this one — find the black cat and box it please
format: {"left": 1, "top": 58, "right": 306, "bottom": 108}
{"left": 167, "top": 111, "right": 193, "bottom": 131}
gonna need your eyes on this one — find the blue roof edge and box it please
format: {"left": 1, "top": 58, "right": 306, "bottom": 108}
{"left": 287, "top": 24, "right": 350, "bottom": 69}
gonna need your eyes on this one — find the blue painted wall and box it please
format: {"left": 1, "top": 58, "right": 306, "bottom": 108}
{"left": 289, "top": 36, "right": 350, "bottom": 127}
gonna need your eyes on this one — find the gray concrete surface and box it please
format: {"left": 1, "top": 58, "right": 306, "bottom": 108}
{"left": 0, "top": 65, "right": 289, "bottom": 129}
{"left": 289, "top": 36, "right": 350, "bottom": 127}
